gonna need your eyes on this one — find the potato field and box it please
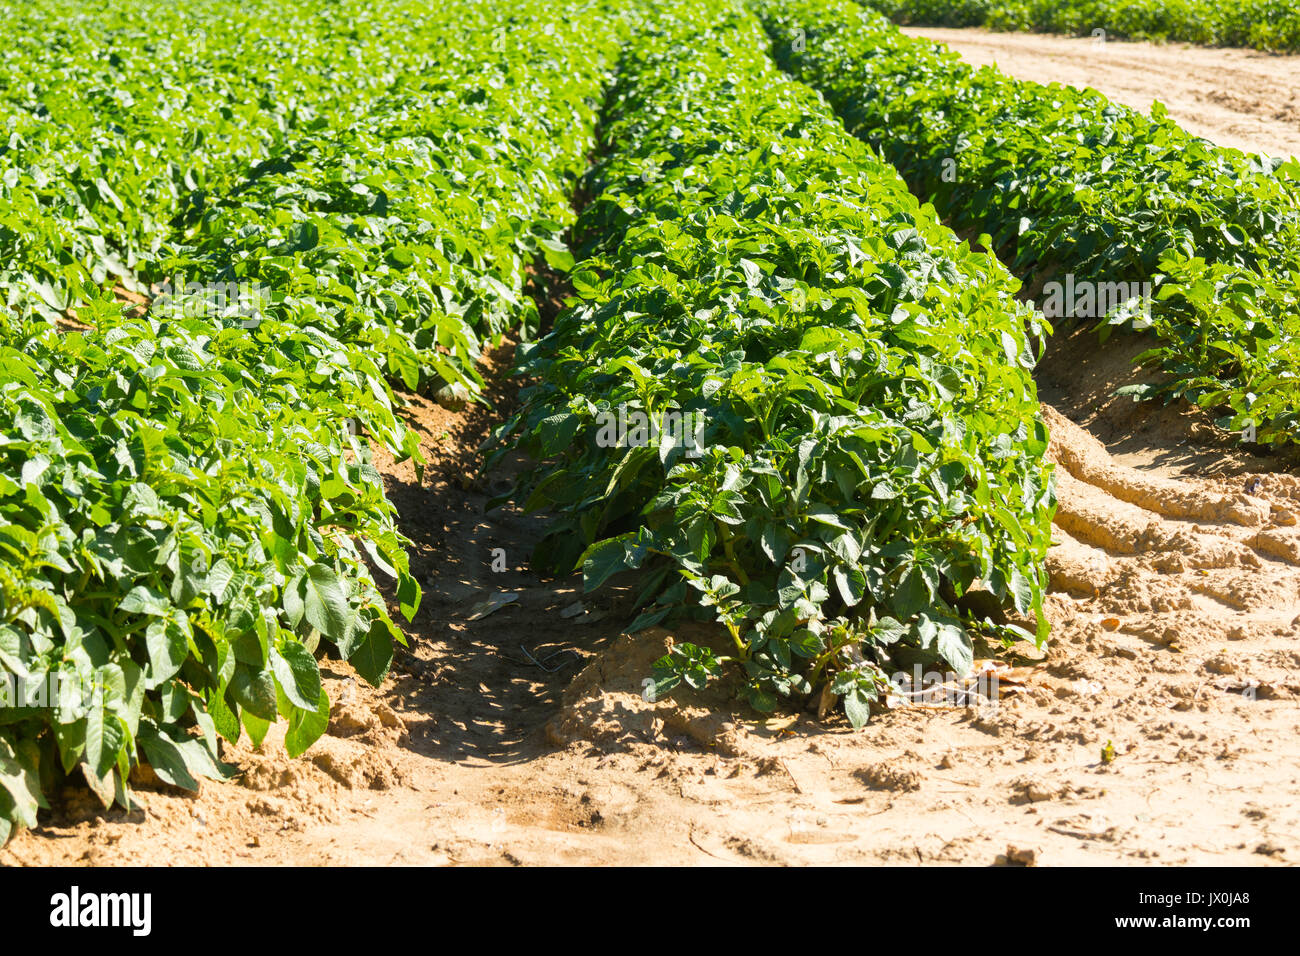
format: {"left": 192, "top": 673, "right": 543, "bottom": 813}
{"left": 1, "top": 0, "right": 1298, "bottom": 879}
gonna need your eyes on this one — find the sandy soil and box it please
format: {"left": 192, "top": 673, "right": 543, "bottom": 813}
{"left": 899, "top": 26, "right": 1300, "bottom": 159}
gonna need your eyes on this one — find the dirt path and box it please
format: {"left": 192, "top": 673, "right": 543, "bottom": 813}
{"left": 898, "top": 26, "right": 1300, "bottom": 158}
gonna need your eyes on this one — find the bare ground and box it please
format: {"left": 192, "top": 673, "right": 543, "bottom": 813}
{"left": 899, "top": 26, "right": 1300, "bottom": 158}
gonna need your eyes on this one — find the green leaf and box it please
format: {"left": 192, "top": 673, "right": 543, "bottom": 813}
{"left": 580, "top": 532, "right": 639, "bottom": 592}
{"left": 832, "top": 565, "right": 867, "bottom": 607}
{"left": 1008, "top": 567, "right": 1033, "bottom": 615}
{"left": 397, "top": 572, "right": 421, "bottom": 622}
{"left": 138, "top": 723, "right": 199, "bottom": 791}
{"left": 935, "top": 620, "right": 974, "bottom": 676}
{"left": 270, "top": 641, "right": 323, "bottom": 711}
{"left": 144, "top": 619, "right": 188, "bottom": 689}
{"left": 242, "top": 711, "right": 271, "bottom": 750}
{"left": 0, "top": 736, "right": 43, "bottom": 828}
{"left": 871, "top": 615, "right": 907, "bottom": 645}
{"left": 347, "top": 619, "right": 395, "bottom": 686}
{"left": 119, "top": 586, "right": 170, "bottom": 617}
{"left": 229, "top": 665, "right": 278, "bottom": 722}
{"left": 535, "top": 412, "right": 581, "bottom": 457}
{"left": 843, "top": 687, "right": 872, "bottom": 729}
{"left": 893, "top": 567, "right": 929, "bottom": 620}
{"left": 207, "top": 687, "right": 241, "bottom": 746}
{"left": 539, "top": 237, "right": 576, "bottom": 272}
{"left": 285, "top": 689, "right": 330, "bottom": 759}
{"left": 301, "top": 564, "right": 351, "bottom": 642}
{"left": 84, "top": 687, "right": 125, "bottom": 781}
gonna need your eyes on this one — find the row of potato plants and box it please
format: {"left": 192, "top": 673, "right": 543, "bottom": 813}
{"left": 493, "top": 0, "right": 1055, "bottom": 723}
{"left": 0, "top": 297, "right": 420, "bottom": 844}
{"left": 758, "top": 0, "right": 1300, "bottom": 445}
{"left": 157, "top": 0, "right": 624, "bottom": 397}
{"left": 0, "top": 0, "right": 625, "bottom": 841}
